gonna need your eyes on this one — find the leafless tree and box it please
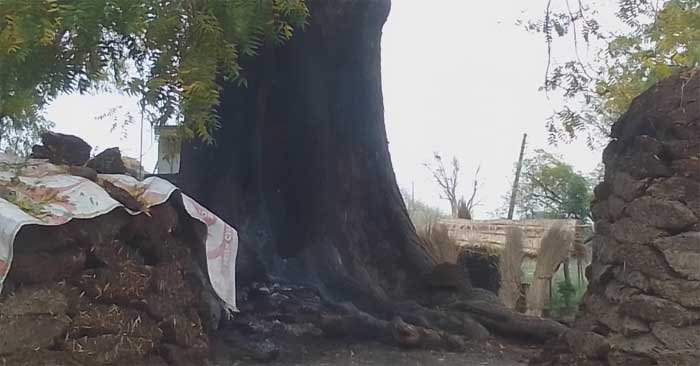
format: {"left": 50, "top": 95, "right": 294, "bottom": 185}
{"left": 425, "top": 153, "right": 481, "bottom": 219}
{"left": 457, "top": 165, "right": 481, "bottom": 219}
{"left": 425, "top": 153, "right": 459, "bottom": 217}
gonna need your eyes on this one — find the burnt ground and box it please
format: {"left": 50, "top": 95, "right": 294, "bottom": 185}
{"left": 205, "top": 281, "right": 544, "bottom": 366}
{"left": 211, "top": 326, "right": 538, "bottom": 366}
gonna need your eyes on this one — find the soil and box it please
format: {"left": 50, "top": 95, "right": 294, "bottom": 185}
{"left": 219, "top": 339, "right": 535, "bottom": 366}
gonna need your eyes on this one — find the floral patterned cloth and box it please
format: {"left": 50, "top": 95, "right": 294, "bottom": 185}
{"left": 0, "top": 153, "right": 238, "bottom": 312}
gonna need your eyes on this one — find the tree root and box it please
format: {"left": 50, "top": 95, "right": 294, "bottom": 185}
{"left": 222, "top": 282, "right": 567, "bottom": 358}
{"left": 450, "top": 300, "right": 567, "bottom": 342}
{"left": 318, "top": 304, "right": 466, "bottom": 351}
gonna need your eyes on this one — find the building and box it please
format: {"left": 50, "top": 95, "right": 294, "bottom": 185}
{"left": 154, "top": 125, "right": 181, "bottom": 174}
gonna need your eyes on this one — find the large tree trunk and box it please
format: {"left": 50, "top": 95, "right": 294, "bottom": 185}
{"left": 179, "top": 0, "right": 433, "bottom": 315}
{"left": 179, "top": 1, "right": 565, "bottom": 347}
{"left": 532, "top": 70, "right": 700, "bottom": 365}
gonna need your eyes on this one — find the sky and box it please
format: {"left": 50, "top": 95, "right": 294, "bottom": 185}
{"left": 45, "top": 0, "right": 605, "bottom": 219}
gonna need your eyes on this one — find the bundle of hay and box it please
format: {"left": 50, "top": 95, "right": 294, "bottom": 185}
{"left": 420, "top": 223, "right": 460, "bottom": 265}
{"left": 525, "top": 224, "right": 573, "bottom": 317}
{"left": 498, "top": 227, "right": 524, "bottom": 310}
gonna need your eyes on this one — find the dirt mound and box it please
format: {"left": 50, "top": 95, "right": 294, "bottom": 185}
{"left": 532, "top": 70, "right": 700, "bottom": 365}
{"left": 0, "top": 202, "right": 219, "bottom": 365}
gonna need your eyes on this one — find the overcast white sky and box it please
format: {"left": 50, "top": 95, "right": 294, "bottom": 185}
{"left": 46, "top": 0, "right": 604, "bottom": 218}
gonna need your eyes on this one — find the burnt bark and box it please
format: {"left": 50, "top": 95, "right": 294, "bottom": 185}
{"left": 178, "top": 0, "right": 565, "bottom": 346}
{"left": 179, "top": 0, "right": 433, "bottom": 314}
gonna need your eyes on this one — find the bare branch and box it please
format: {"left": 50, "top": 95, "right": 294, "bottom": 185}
{"left": 425, "top": 153, "right": 460, "bottom": 218}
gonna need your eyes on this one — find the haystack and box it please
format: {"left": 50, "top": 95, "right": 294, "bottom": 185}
{"left": 525, "top": 224, "right": 573, "bottom": 317}
{"left": 499, "top": 227, "right": 524, "bottom": 309}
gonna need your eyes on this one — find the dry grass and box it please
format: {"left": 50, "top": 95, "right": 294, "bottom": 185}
{"left": 498, "top": 227, "right": 524, "bottom": 310}
{"left": 525, "top": 224, "right": 573, "bottom": 317}
{"left": 418, "top": 223, "right": 461, "bottom": 264}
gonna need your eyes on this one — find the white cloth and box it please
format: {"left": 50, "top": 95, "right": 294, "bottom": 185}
{"left": 0, "top": 153, "right": 238, "bottom": 312}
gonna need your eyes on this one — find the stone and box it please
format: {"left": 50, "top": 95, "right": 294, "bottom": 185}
{"left": 563, "top": 329, "right": 610, "bottom": 360}
{"left": 0, "top": 315, "right": 71, "bottom": 355}
{"left": 672, "top": 159, "right": 700, "bottom": 180}
{"left": 607, "top": 334, "right": 662, "bottom": 359}
{"left": 591, "top": 235, "right": 619, "bottom": 264}
{"left": 651, "top": 322, "right": 700, "bottom": 350}
{"left": 653, "top": 232, "right": 700, "bottom": 280}
{"left": 649, "top": 278, "right": 700, "bottom": 308}
{"left": 615, "top": 269, "right": 651, "bottom": 292}
{"left": 619, "top": 294, "right": 699, "bottom": 327}
{"left": 607, "top": 350, "right": 656, "bottom": 366}
{"left": 590, "top": 200, "right": 610, "bottom": 222}
{"left": 593, "top": 182, "right": 611, "bottom": 200}
{"left": 607, "top": 196, "right": 626, "bottom": 220}
{"left": 663, "top": 139, "right": 700, "bottom": 160}
{"left": 620, "top": 316, "right": 650, "bottom": 336}
{"left": 35, "top": 132, "right": 92, "bottom": 166}
{"left": 618, "top": 244, "right": 674, "bottom": 280}
{"left": 655, "top": 350, "right": 700, "bottom": 366}
{"left": 611, "top": 217, "right": 663, "bottom": 245}
{"left": 579, "top": 295, "right": 624, "bottom": 333}
{"left": 87, "top": 147, "right": 127, "bottom": 174}
{"left": 647, "top": 177, "right": 700, "bottom": 202}
{"left": 626, "top": 196, "right": 697, "bottom": 230}
{"left": 611, "top": 172, "right": 648, "bottom": 202}
{"left": 587, "top": 264, "right": 614, "bottom": 284}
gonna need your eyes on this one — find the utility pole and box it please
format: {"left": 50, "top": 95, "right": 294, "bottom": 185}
{"left": 507, "top": 133, "right": 527, "bottom": 220}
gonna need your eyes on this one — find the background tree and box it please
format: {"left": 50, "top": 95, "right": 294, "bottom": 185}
{"left": 506, "top": 149, "right": 595, "bottom": 222}
{"left": 457, "top": 165, "right": 481, "bottom": 219}
{"left": 425, "top": 153, "right": 460, "bottom": 218}
{"left": 525, "top": 0, "right": 700, "bottom": 147}
{"left": 425, "top": 154, "right": 481, "bottom": 219}
{"left": 0, "top": 0, "right": 308, "bottom": 148}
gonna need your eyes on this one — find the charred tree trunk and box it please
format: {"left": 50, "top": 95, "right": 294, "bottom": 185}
{"left": 179, "top": 0, "right": 566, "bottom": 346}
{"left": 179, "top": 0, "right": 433, "bottom": 315}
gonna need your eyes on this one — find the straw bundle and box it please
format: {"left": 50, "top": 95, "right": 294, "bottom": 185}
{"left": 498, "top": 227, "right": 524, "bottom": 310}
{"left": 525, "top": 224, "right": 573, "bottom": 317}
{"left": 420, "top": 223, "right": 460, "bottom": 264}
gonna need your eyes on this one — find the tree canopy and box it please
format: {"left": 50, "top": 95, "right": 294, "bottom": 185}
{"left": 0, "top": 0, "right": 308, "bottom": 152}
{"left": 504, "top": 149, "right": 595, "bottom": 222}
{"left": 528, "top": 0, "right": 700, "bottom": 147}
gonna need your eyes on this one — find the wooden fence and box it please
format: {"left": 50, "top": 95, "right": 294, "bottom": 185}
{"left": 439, "top": 219, "right": 590, "bottom": 257}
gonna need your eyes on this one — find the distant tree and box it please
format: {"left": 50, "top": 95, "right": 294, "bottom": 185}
{"left": 425, "top": 153, "right": 460, "bottom": 218}
{"left": 505, "top": 149, "right": 594, "bottom": 222}
{"left": 425, "top": 153, "right": 481, "bottom": 219}
{"left": 457, "top": 165, "right": 481, "bottom": 219}
{"left": 457, "top": 198, "right": 471, "bottom": 219}
{"left": 525, "top": 0, "right": 700, "bottom": 147}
